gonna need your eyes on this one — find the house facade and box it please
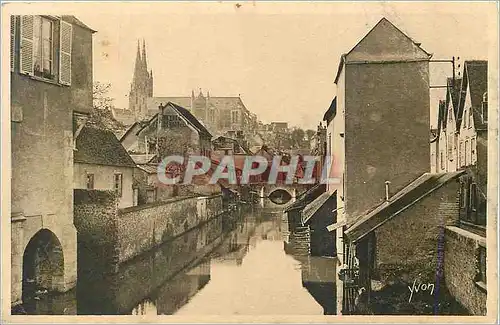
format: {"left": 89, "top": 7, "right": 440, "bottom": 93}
{"left": 325, "top": 18, "right": 432, "bottom": 314}
{"left": 10, "top": 15, "right": 94, "bottom": 306}
{"left": 443, "top": 60, "right": 488, "bottom": 315}
{"left": 74, "top": 126, "right": 137, "bottom": 209}
{"left": 120, "top": 101, "right": 212, "bottom": 158}
{"left": 436, "top": 78, "right": 462, "bottom": 173}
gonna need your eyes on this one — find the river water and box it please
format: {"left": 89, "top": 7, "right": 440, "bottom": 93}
{"left": 20, "top": 203, "right": 337, "bottom": 315}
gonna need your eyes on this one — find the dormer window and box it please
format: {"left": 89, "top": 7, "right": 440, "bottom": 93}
{"left": 482, "top": 92, "right": 488, "bottom": 123}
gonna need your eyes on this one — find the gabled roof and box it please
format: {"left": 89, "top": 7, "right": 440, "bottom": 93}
{"left": 467, "top": 61, "right": 488, "bottom": 130}
{"left": 323, "top": 97, "right": 337, "bottom": 124}
{"left": 284, "top": 183, "right": 326, "bottom": 212}
{"left": 457, "top": 60, "right": 488, "bottom": 130}
{"left": 74, "top": 126, "right": 136, "bottom": 168}
{"left": 302, "top": 191, "right": 336, "bottom": 225}
{"left": 130, "top": 154, "right": 157, "bottom": 165}
{"left": 438, "top": 77, "right": 462, "bottom": 133}
{"left": 119, "top": 121, "right": 140, "bottom": 141}
{"left": 167, "top": 102, "right": 212, "bottom": 137}
{"left": 447, "top": 77, "right": 462, "bottom": 118}
{"left": 436, "top": 100, "right": 447, "bottom": 134}
{"left": 345, "top": 170, "right": 465, "bottom": 242}
{"left": 142, "top": 102, "right": 213, "bottom": 138}
{"left": 334, "top": 18, "right": 431, "bottom": 84}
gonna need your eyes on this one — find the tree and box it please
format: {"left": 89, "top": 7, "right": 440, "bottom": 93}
{"left": 87, "top": 82, "right": 126, "bottom": 133}
{"left": 93, "top": 81, "right": 114, "bottom": 110}
{"left": 305, "top": 129, "right": 316, "bottom": 142}
{"left": 291, "top": 127, "right": 306, "bottom": 148}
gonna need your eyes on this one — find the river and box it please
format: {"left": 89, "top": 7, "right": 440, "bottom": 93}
{"left": 19, "top": 203, "right": 337, "bottom": 315}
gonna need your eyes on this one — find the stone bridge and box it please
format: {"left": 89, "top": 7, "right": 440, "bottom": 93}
{"left": 250, "top": 183, "right": 313, "bottom": 205}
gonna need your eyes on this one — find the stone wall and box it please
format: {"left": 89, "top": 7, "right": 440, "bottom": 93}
{"left": 74, "top": 189, "right": 223, "bottom": 270}
{"left": 73, "top": 190, "right": 120, "bottom": 274}
{"left": 117, "top": 194, "right": 222, "bottom": 263}
{"left": 373, "top": 182, "right": 460, "bottom": 282}
{"left": 444, "top": 226, "right": 487, "bottom": 315}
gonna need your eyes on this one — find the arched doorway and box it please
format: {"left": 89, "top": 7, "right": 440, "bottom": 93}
{"left": 22, "top": 229, "right": 64, "bottom": 303}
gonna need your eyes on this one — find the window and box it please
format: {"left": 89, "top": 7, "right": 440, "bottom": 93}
{"left": 231, "top": 110, "right": 239, "bottom": 124}
{"left": 477, "top": 246, "right": 487, "bottom": 285}
{"left": 459, "top": 141, "right": 464, "bottom": 167}
{"left": 471, "top": 137, "right": 476, "bottom": 163}
{"left": 17, "top": 16, "right": 72, "bottom": 84}
{"left": 469, "top": 183, "right": 477, "bottom": 212}
{"left": 482, "top": 92, "right": 488, "bottom": 123}
{"left": 33, "top": 16, "right": 53, "bottom": 79}
{"left": 459, "top": 181, "right": 465, "bottom": 208}
{"left": 465, "top": 140, "right": 469, "bottom": 166}
{"left": 86, "top": 173, "right": 94, "bottom": 190}
{"left": 447, "top": 134, "right": 453, "bottom": 160}
{"left": 114, "top": 173, "right": 123, "bottom": 197}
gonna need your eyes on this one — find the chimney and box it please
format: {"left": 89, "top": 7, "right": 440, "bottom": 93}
{"left": 385, "top": 181, "right": 391, "bottom": 201}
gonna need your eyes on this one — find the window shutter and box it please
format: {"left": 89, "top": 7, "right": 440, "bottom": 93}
{"left": 19, "top": 15, "right": 34, "bottom": 75}
{"left": 59, "top": 19, "right": 72, "bottom": 85}
{"left": 10, "top": 16, "right": 16, "bottom": 71}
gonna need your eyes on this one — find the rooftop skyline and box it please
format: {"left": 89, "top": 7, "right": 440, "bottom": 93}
{"left": 9, "top": 2, "right": 493, "bottom": 129}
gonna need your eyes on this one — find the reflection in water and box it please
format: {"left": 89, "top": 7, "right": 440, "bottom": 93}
{"left": 23, "top": 203, "right": 336, "bottom": 315}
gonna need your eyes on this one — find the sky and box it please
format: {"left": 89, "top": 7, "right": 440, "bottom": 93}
{"left": 66, "top": 2, "right": 494, "bottom": 129}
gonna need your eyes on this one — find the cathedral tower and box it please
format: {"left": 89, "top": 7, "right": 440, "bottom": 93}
{"left": 129, "top": 39, "right": 154, "bottom": 121}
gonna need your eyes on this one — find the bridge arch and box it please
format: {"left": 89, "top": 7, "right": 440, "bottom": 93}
{"left": 268, "top": 188, "right": 293, "bottom": 205}
{"left": 22, "top": 229, "right": 65, "bottom": 302}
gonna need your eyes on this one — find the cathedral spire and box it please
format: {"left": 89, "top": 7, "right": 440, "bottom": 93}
{"left": 142, "top": 39, "right": 148, "bottom": 72}
{"left": 132, "top": 39, "right": 142, "bottom": 86}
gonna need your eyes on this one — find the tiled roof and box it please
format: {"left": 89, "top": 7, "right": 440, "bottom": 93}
{"left": 345, "top": 170, "right": 465, "bottom": 242}
{"left": 302, "top": 191, "right": 336, "bottom": 225}
{"left": 75, "top": 126, "right": 136, "bottom": 168}
{"left": 284, "top": 183, "right": 326, "bottom": 212}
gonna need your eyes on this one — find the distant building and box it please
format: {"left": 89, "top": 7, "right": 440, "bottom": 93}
{"left": 120, "top": 101, "right": 212, "bottom": 157}
{"left": 129, "top": 40, "right": 154, "bottom": 122}
{"left": 436, "top": 77, "right": 462, "bottom": 173}
{"left": 212, "top": 135, "right": 251, "bottom": 156}
{"left": 10, "top": 15, "right": 95, "bottom": 306}
{"left": 149, "top": 91, "right": 256, "bottom": 136}
{"left": 270, "top": 122, "right": 289, "bottom": 132}
{"left": 74, "top": 126, "right": 137, "bottom": 209}
{"left": 112, "top": 41, "right": 257, "bottom": 137}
